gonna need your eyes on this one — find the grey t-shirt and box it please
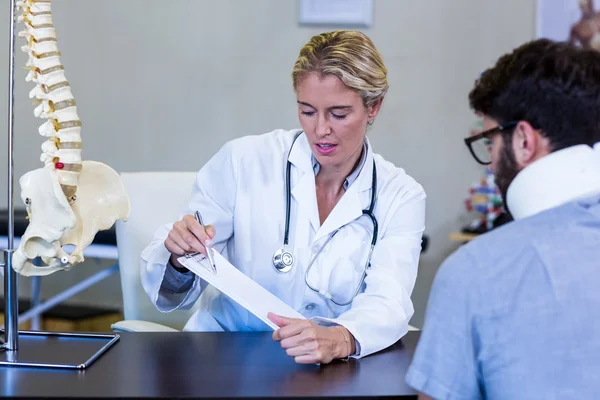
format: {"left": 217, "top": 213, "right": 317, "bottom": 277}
{"left": 407, "top": 194, "right": 600, "bottom": 399}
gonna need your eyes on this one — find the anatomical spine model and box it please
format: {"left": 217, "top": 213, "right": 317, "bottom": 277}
{"left": 12, "top": 0, "right": 130, "bottom": 276}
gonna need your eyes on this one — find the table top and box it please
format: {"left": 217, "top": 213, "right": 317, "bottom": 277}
{"left": 0, "top": 331, "right": 419, "bottom": 399}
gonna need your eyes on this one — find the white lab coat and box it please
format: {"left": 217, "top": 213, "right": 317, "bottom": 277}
{"left": 140, "top": 129, "right": 426, "bottom": 358}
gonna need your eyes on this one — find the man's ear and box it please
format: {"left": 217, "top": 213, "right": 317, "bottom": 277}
{"left": 512, "top": 121, "right": 551, "bottom": 167}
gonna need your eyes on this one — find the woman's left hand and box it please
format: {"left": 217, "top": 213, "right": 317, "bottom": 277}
{"left": 268, "top": 312, "right": 354, "bottom": 364}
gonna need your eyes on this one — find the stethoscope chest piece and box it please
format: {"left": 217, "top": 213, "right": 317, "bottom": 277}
{"left": 273, "top": 247, "right": 294, "bottom": 273}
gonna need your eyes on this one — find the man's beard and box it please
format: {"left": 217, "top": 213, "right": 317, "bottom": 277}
{"left": 494, "top": 136, "right": 522, "bottom": 215}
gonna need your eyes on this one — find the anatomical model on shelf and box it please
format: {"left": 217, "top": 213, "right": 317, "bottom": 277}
{"left": 570, "top": 0, "right": 600, "bottom": 51}
{"left": 12, "top": 0, "right": 130, "bottom": 276}
{"left": 462, "top": 118, "right": 511, "bottom": 235}
{"left": 463, "top": 168, "right": 507, "bottom": 234}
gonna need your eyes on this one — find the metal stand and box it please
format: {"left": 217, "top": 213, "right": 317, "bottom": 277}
{"left": 30, "top": 275, "right": 41, "bottom": 330}
{"left": 1, "top": 0, "right": 119, "bottom": 369}
{"left": 15, "top": 263, "right": 119, "bottom": 328}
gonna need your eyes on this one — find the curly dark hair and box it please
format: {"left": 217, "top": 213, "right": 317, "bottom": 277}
{"left": 469, "top": 38, "right": 600, "bottom": 151}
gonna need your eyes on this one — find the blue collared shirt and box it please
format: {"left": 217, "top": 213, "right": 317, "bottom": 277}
{"left": 406, "top": 194, "right": 600, "bottom": 399}
{"left": 311, "top": 140, "right": 368, "bottom": 190}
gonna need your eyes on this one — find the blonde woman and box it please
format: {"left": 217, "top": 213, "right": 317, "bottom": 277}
{"left": 141, "top": 30, "right": 426, "bottom": 364}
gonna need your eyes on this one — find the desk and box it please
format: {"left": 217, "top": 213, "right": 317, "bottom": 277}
{"left": 0, "top": 331, "right": 419, "bottom": 399}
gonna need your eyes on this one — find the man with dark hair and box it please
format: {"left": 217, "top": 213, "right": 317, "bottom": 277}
{"left": 406, "top": 39, "right": 600, "bottom": 399}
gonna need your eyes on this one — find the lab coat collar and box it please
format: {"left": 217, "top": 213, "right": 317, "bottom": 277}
{"left": 506, "top": 142, "right": 600, "bottom": 220}
{"left": 289, "top": 132, "right": 320, "bottom": 232}
{"left": 287, "top": 131, "right": 373, "bottom": 193}
{"left": 288, "top": 131, "right": 314, "bottom": 174}
{"left": 288, "top": 132, "right": 376, "bottom": 242}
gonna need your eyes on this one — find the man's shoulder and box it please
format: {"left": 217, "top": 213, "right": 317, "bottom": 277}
{"left": 482, "top": 203, "right": 568, "bottom": 241}
{"left": 444, "top": 207, "right": 564, "bottom": 273}
{"left": 435, "top": 199, "right": 599, "bottom": 302}
{"left": 456, "top": 204, "right": 575, "bottom": 272}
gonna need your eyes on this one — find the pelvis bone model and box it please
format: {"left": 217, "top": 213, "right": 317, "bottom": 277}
{"left": 12, "top": 0, "right": 130, "bottom": 276}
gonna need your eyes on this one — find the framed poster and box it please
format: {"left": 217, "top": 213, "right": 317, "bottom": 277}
{"left": 298, "top": 0, "right": 373, "bottom": 27}
{"left": 536, "top": 0, "right": 600, "bottom": 50}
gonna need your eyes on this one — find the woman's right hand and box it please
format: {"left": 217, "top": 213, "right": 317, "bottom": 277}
{"left": 165, "top": 214, "right": 216, "bottom": 269}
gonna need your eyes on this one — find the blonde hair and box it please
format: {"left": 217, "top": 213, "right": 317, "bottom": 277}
{"left": 292, "top": 30, "right": 388, "bottom": 108}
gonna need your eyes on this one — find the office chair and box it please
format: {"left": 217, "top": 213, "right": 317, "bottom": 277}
{"left": 111, "top": 171, "right": 200, "bottom": 332}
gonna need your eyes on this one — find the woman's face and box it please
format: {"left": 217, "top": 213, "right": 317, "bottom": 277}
{"left": 296, "top": 72, "right": 382, "bottom": 173}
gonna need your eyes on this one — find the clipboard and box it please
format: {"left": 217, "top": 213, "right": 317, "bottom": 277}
{"left": 178, "top": 250, "right": 306, "bottom": 330}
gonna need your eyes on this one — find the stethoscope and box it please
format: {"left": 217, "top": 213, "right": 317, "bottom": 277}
{"left": 272, "top": 132, "right": 379, "bottom": 306}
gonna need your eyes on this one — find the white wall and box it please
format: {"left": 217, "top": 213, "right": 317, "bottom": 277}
{"left": 0, "top": 0, "right": 536, "bottom": 326}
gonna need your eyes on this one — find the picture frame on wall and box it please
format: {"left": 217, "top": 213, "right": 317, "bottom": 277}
{"left": 536, "top": 0, "right": 600, "bottom": 51}
{"left": 298, "top": 0, "right": 374, "bottom": 27}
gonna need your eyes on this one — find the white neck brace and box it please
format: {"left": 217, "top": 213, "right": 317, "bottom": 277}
{"left": 506, "top": 142, "right": 600, "bottom": 220}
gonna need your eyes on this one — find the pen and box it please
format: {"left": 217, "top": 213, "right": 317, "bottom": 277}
{"left": 194, "top": 210, "right": 217, "bottom": 273}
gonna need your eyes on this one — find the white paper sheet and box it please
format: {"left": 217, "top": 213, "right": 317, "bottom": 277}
{"left": 178, "top": 250, "right": 306, "bottom": 330}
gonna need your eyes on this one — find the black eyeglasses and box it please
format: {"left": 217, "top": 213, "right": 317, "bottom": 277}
{"left": 464, "top": 121, "right": 518, "bottom": 165}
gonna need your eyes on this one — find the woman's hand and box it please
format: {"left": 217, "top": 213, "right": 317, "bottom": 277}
{"left": 268, "top": 312, "right": 355, "bottom": 364}
{"left": 164, "top": 214, "right": 216, "bottom": 269}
